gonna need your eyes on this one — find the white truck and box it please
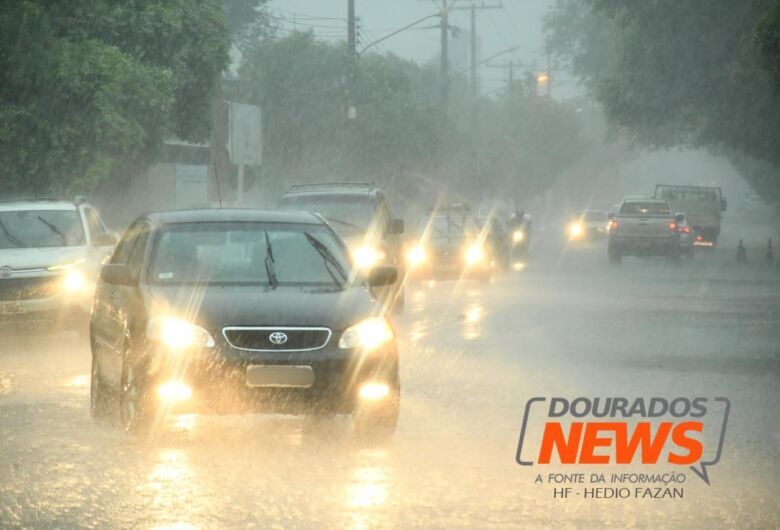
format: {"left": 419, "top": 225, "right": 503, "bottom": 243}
{"left": 607, "top": 197, "right": 684, "bottom": 265}
{"left": 654, "top": 185, "right": 726, "bottom": 247}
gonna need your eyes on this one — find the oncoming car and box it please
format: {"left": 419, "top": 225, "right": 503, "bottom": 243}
{"left": 0, "top": 198, "right": 117, "bottom": 332}
{"left": 277, "top": 183, "right": 405, "bottom": 311}
{"left": 406, "top": 205, "right": 492, "bottom": 282}
{"left": 566, "top": 210, "right": 609, "bottom": 242}
{"left": 89, "top": 209, "right": 400, "bottom": 438}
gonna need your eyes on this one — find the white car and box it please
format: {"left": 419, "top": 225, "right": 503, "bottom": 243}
{"left": 0, "top": 198, "right": 117, "bottom": 332}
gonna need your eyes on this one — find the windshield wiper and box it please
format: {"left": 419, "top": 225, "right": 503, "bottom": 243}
{"left": 36, "top": 216, "right": 68, "bottom": 245}
{"left": 321, "top": 216, "right": 364, "bottom": 231}
{"left": 264, "top": 232, "right": 279, "bottom": 289}
{"left": 304, "top": 232, "right": 347, "bottom": 288}
{"left": 0, "top": 219, "right": 27, "bottom": 248}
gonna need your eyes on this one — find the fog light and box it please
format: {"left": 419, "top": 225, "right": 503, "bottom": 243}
{"left": 157, "top": 381, "right": 192, "bottom": 403}
{"left": 465, "top": 245, "right": 485, "bottom": 265}
{"left": 359, "top": 382, "right": 390, "bottom": 400}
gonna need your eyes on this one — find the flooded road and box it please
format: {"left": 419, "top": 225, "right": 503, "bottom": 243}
{"left": 1, "top": 237, "right": 779, "bottom": 528}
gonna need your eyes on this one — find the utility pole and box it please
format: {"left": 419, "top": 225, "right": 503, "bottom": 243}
{"left": 440, "top": 0, "right": 449, "bottom": 104}
{"left": 347, "top": 0, "right": 356, "bottom": 60}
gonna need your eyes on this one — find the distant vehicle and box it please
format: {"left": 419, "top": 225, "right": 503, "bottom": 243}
{"left": 277, "top": 183, "right": 405, "bottom": 311}
{"left": 406, "top": 203, "right": 493, "bottom": 282}
{"left": 90, "top": 209, "right": 400, "bottom": 437}
{"left": 507, "top": 211, "right": 532, "bottom": 257}
{"left": 479, "top": 214, "right": 510, "bottom": 269}
{"left": 654, "top": 185, "right": 726, "bottom": 247}
{"left": 607, "top": 197, "right": 683, "bottom": 265}
{"left": 566, "top": 210, "right": 609, "bottom": 241}
{"left": 674, "top": 212, "right": 695, "bottom": 259}
{"left": 0, "top": 198, "right": 118, "bottom": 332}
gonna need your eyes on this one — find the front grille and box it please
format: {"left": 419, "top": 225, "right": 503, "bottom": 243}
{"left": 0, "top": 277, "right": 60, "bottom": 301}
{"left": 222, "top": 327, "right": 332, "bottom": 352}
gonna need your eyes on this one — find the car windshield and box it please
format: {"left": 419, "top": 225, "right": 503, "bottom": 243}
{"left": 579, "top": 211, "right": 606, "bottom": 222}
{"left": 619, "top": 202, "right": 672, "bottom": 215}
{"left": 150, "top": 222, "right": 349, "bottom": 287}
{"left": 278, "top": 195, "right": 376, "bottom": 234}
{"left": 0, "top": 209, "right": 85, "bottom": 249}
{"left": 423, "top": 214, "right": 480, "bottom": 240}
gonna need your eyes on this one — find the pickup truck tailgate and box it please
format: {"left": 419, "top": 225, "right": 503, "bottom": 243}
{"left": 617, "top": 216, "right": 672, "bottom": 238}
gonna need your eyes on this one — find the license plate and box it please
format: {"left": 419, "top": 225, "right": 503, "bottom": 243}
{"left": 246, "top": 365, "right": 315, "bottom": 388}
{"left": 0, "top": 302, "right": 23, "bottom": 315}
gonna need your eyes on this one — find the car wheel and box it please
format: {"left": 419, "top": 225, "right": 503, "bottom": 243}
{"left": 90, "top": 354, "right": 112, "bottom": 422}
{"left": 119, "top": 354, "right": 155, "bottom": 434}
{"left": 353, "top": 386, "right": 400, "bottom": 441}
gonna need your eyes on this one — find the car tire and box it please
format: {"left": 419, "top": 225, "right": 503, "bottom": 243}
{"left": 353, "top": 386, "right": 400, "bottom": 442}
{"left": 90, "top": 354, "right": 112, "bottom": 422}
{"left": 119, "top": 349, "right": 155, "bottom": 435}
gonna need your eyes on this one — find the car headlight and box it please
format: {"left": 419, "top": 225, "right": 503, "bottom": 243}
{"left": 339, "top": 317, "right": 394, "bottom": 351}
{"left": 352, "top": 245, "right": 386, "bottom": 270}
{"left": 465, "top": 244, "right": 485, "bottom": 265}
{"left": 512, "top": 230, "right": 525, "bottom": 243}
{"left": 146, "top": 317, "right": 215, "bottom": 350}
{"left": 406, "top": 246, "right": 427, "bottom": 267}
{"left": 568, "top": 223, "right": 583, "bottom": 238}
{"left": 62, "top": 270, "right": 86, "bottom": 292}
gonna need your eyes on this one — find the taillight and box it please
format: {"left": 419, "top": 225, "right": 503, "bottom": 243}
{"left": 678, "top": 226, "right": 691, "bottom": 234}
{"left": 610, "top": 219, "right": 620, "bottom": 231}
{"left": 668, "top": 222, "right": 677, "bottom": 231}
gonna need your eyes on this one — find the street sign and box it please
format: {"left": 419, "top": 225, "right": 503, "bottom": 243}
{"left": 228, "top": 102, "right": 262, "bottom": 166}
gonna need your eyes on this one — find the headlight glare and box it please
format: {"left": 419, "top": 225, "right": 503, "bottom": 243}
{"left": 62, "top": 270, "right": 86, "bottom": 292}
{"left": 512, "top": 230, "right": 524, "bottom": 243}
{"left": 352, "top": 245, "right": 386, "bottom": 269}
{"left": 146, "top": 317, "right": 215, "bottom": 350}
{"left": 465, "top": 244, "right": 485, "bottom": 265}
{"left": 339, "top": 317, "right": 394, "bottom": 351}
{"left": 406, "top": 246, "right": 426, "bottom": 267}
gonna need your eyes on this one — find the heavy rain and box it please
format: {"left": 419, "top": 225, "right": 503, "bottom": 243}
{"left": 1, "top": 1, "right": 779, "bottom": 528}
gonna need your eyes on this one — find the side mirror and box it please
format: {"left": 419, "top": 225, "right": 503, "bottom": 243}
{"left": 674, "top": 213, "right": 685, "bottom": 223}
{"left": 93, "top": 232, "right": 119, "bottom": 247}
{"left": 721, "top": 198, "right": 727, "bottom": 212}
{"left": 387, "top": 219, "right": 404, "bottom": 235}
{"left": 368, "top": 266, "right": 398, "bottom": 287}
{"left": 100, "top": 264, "right": 136, "bottom": 287}
{"left": 607, "top": 212, "right": 614, "bottom": 220}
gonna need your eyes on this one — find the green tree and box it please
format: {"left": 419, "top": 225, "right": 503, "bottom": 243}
{"left": 0, "top": 0, "right": 229, "bottom": 195}
{"left": 545, "top": 0, "right": 780, "bottom": 201}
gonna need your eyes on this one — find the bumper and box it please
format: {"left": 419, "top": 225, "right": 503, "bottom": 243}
{"left": 143, "top": 342, "right": 399, "bottom": 415}
{"left": 0, "top": 292, "right": 92, "bottom": 328}
{"left": 609, "top": 237, "right": 677, "bottom": 257}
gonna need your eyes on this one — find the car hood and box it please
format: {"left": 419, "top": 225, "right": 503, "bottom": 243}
{"left": 147, "top": 284, "right": 376, "bottom": 331}
{"left": 0, "top": 246, "right": 87, "bottom": 270}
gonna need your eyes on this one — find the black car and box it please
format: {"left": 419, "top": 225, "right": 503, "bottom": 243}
{"left": 277, "top": 183, "right": 405, "bottom": 311}
{"left": 90, "top": 209, "right": 400, "bottom": 437}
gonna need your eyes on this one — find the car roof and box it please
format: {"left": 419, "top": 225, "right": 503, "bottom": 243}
{"left": 0, "top": 201, "right": 79, "bottom": 212}
{"left": 622, "top": 197, "right": 666, "bottom": 203}
{"left": 280, "top": 190, "right": 379, "bottom": 201}
{"left": 146, "top": 208, "right": 324, "bottom": 226}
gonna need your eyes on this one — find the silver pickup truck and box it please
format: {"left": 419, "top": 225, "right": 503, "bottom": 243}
{"left": 607, "top": 197, "right": 683, "bottom": 265}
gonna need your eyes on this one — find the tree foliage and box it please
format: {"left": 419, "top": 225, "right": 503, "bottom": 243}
{"left": 545, "top": 0, "right": 780, "bottom": 201}
{"left": 0, "top": 0, "right": 229, "bottom": 195}
{"left": 234, "top": 31, "right": 585, "bottom": 203}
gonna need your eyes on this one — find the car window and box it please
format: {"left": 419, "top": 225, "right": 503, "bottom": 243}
{"left": 278, "top": 195, "right": 377, "bottom": 234}
{"left": 0, "top": 209, "right": 85, "bottom": 249}
{"left": 84, "top": 208, "right": 106, "bottom": 237}
{"left": 126, "top": 224, "right": 150, "bottom": 280}
{"left": 619, "top": 202, "right": 671, "bottom": 215}
{"left": 150, "top": 222, "right": 349, "bottom": 287}
{"left": 112, "top": 221, "right": 144, "bottom": 264}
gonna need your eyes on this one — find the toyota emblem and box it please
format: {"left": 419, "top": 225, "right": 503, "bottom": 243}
{"left": 269, "top": 331, "right": 288, "bottom": 345}
{"left": 0, "top": 266, "right": 11, "bottom": 278}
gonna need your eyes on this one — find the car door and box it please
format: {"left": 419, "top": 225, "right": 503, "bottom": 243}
{"left": 94, "top": 221, "right": 148, "bottom": 384}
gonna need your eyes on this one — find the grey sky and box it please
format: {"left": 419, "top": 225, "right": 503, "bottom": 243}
{"left": 268, "top": 0, "right": 557, "bottom": 97}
